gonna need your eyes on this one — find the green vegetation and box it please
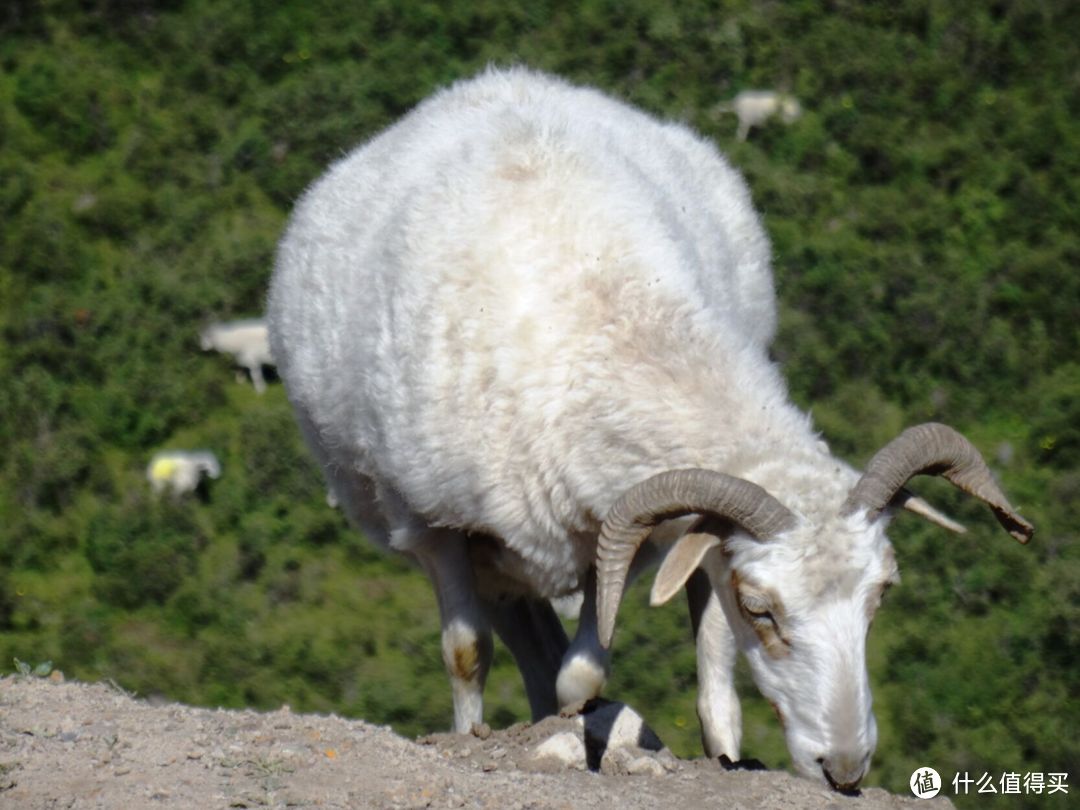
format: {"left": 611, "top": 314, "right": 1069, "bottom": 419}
{"left": 12, "top": 658, "right": 54, "bottom": 678}
{"left": 2, "top": 2, "right": 1076, "bottom": 806}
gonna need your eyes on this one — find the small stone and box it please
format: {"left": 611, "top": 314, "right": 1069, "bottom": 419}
{"left": 656, "top": 748, "right": 681, "bottom": 772}
{"left": 599, "top": 746, "right": 635, "bottom": 776}
{"left": 581, "top": 698, "right": 664, "bottom": 772}
{"left": 626, "top": 755, "right": 666, "bottom": 777}
{"left": 470, "top": 722, "right": 492, "bottom": 740}
{"left": 532, "top": 732, "right": 586, "bottom": 770}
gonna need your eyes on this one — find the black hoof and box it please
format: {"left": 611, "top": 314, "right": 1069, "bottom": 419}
{"left": 718, "top": 754, "right": 768, "bottom": 771}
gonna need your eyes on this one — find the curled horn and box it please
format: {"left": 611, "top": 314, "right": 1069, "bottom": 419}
{"left": 843, "top": 422, "right": 1033, "bottom": 543}
{"left": 596, "top": 468, "right": 796, "bottom": 649}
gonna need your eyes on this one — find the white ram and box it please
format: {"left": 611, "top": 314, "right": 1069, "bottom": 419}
{"left": 200, "top": 319, "right": 275, "bottom": 393}
{"left": 267, "top": 67, "right": 1031, "bottom": 790}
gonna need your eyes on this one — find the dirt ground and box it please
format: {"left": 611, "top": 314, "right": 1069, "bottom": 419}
{"left": 0, "top": 674, "right": 954, "bottom": 809}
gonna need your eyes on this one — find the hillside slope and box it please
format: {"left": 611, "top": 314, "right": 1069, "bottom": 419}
{"left": 0, "top": 676, "right": 950, "bottom": 809}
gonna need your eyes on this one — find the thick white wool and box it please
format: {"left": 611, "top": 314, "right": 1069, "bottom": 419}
{"left": 267, "top": 67, "right": 840, "bottom": 596}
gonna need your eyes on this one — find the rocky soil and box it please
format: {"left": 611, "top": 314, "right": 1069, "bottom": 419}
{"left": 0, "top": 675, "right": 954, "bottom": 809}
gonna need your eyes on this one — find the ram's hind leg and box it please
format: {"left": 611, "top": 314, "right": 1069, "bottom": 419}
{"left": 411, "top": 529, "right": 494, "bottom": 733}
{"left": 485, "top": 596, "right": 569, "bottom": 721}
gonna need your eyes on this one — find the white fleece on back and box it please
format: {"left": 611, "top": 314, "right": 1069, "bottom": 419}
{"left": 268, "top": 67, "right": 833, "bottom": 596}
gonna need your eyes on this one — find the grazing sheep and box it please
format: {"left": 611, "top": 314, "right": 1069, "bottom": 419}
{"left": 267, "top": 67, "right": 1031, "bottom": 790}
{"left": 146, "top": 450, "right": 221, "bottom": 497}
{"left": 717, "top": 90, "right": 803, "bottom": 141}
{"left": 199, "top": 319, "right": 275, "bottom": 393}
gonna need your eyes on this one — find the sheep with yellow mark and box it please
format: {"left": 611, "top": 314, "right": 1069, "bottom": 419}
{"left": 146, "top": 450, "right": 221, "bottom": 497}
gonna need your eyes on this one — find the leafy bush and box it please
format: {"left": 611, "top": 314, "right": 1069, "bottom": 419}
{"left": 84, "top": 500, "right": 203, "bottom": 608}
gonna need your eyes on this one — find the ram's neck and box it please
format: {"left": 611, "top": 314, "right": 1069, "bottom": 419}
{"left": 571, "top": 333, "right": 855, "bottom": 525}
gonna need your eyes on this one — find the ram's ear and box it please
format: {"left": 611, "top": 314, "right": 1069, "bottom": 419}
{"left": 650, "top": 533, "right": 723, "bottom": 606}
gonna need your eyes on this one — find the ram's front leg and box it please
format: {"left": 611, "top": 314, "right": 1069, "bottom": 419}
{"left": 686, "top": 568, "right": 742, "bottom": 760}
{"left": 556, "top": 567, "right": 610, "bottom": 708}
{"left": 412, "top": 529, "right": 494, "bottom": 733}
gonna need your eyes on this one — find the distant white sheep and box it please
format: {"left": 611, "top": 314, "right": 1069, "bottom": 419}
{"left": 717, "top": 90, "right": 803, "bottom": 141}
{"left": 146, "top": 450, "right": 221, "bottom": 497}
{"left": 200, "top": 319, "right": 275, "bottom": 393}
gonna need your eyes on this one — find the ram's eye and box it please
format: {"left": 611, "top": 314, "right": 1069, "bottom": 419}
{"left": 738, "top": 593, "right": 789, "bottom": 658}
{"left": 741, "top": 599, "right": 774, "bottom": 624}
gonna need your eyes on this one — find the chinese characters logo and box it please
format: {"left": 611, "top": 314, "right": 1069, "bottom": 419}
{"left": 910, "top": 767, "right": 942, "bottom": 799}
{"left": 910, "top": 767, "right": 1069, "bottom": 798}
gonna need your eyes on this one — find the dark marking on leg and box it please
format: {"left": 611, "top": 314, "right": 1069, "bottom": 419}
{"left": 452, "top": 642, "right": 481, "bottom": 681}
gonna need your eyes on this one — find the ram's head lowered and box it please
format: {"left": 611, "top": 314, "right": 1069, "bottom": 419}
{"left": 597, "top": 422, "right": 1032, "bottom": 790}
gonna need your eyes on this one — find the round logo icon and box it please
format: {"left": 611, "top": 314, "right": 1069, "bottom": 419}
{"left": 910, "top": 767, "right": 942, "bottom": 799}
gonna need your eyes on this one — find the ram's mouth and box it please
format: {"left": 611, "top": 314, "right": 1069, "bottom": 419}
{"left": 821, "top": 764, "right": 862, "bottom": 796}
{"left": 815, "top": 755, "right": 866, "bottom": 795}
